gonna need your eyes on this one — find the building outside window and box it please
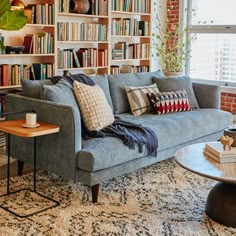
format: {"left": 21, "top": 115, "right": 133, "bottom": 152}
{"left": 185, "top": 0, "right": 236, "bottom": 84}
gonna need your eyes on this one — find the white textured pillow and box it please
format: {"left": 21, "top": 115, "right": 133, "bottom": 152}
{"left": 73, "top": 81, "right": 114, "bottom": 131}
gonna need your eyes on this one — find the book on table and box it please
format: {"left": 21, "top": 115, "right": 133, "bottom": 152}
{"left": 204, "top": 142, "right": 236, "bottom": 163}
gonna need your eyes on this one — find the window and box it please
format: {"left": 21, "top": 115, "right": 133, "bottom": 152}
{"left": 185, "top": 0, "right": 236, "bottom": 83}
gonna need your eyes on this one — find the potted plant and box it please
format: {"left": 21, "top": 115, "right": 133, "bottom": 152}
{"left": 0, "top": 0, "right": 27, "bottom": 31}
{"left": 153, "top": 8, "right": 193, "bottom": 77}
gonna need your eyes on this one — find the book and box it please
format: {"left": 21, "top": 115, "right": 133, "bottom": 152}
{"left": 205, "top": 142, "right": 236, "bottom": 157}
{"left": 23, "top": 34, "right": 33, "bottom": 54}
{"left": 72, "top": 49, "right": 80, "bottom": 68}
{"left": 0, "top": 64, "right": 10, "bottom": 86}
{"left": 204, "top": 148, "right": 236, "bottom": 163}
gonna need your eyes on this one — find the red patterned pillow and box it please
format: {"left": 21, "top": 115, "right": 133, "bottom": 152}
{"left": 147, "top": 89, "right": 192, "bottom": 115}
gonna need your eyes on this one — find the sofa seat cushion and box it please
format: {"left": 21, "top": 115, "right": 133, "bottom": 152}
{"left": 77, "top": 109, "right": 232, "bottom": 172}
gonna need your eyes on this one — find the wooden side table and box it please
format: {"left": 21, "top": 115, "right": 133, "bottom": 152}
{"left": 0, "top": 119, "right": 60, "bottom": 218}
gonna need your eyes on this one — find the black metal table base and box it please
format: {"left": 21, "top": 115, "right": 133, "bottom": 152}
{"left": 0, "top": 134, "right": 60, "bottom": 218}
{"left": 0, "top": 188, "right": 60, "bottom": 218}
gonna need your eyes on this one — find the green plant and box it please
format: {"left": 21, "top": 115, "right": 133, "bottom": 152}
{"left": 153, "top": 8, "right": 193, "bottom": 73}
{"left": 0, "top": 0, "right": 27, "bottom": 31}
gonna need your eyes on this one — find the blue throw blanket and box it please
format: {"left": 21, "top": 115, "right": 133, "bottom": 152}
{"left": 50, "top": 74, "right": 158, "bottom": 157}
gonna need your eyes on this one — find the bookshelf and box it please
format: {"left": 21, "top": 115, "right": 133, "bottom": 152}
{"left": 110, "top": 0, "right": 152, "bottom": 74}
{"left": 0, "top": 0, "right": 153, "bottom": 82}
{"left": 0, "top": 0, "right": 55, "bottom": 88}
{"left": 56, "top": 0, "right": 110, "bottom": 76}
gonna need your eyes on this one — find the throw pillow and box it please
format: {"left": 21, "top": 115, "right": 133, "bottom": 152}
{"left": 147, "top": 90, "right": 192, "bottom": 115}
{"left": 125, "top": 84, "right": 160, "bottom": 116}
{"left": 73, "top": 80, "right": 114, "bottom": 131}
{"left": 152, "top": 76, "right": 199, "bottom": 109}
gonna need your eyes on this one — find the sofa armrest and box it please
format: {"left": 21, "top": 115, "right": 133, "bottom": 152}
{"left": 5, "top": 94, "right": 82, "bottom": 181}
{"left": 192, "top": 82, "right": 221, "bottom": 109}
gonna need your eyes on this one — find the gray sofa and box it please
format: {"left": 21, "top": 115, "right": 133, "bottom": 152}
{"left": 5, "top": 71, "right": 233, "bottom": 202}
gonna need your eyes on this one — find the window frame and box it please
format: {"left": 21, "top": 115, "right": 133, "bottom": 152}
{"left": 183, "top": 0, "right": 236, "bottom": 88}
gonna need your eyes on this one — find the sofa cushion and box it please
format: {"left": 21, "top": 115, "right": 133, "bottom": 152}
{"left": 125, "top": 84, "right": 160, "bottom": 116}
{"left": 73, "top": 81, "right": 114, "bottom": 131}
{"left": 77, "top": 109, "right": 232, "bottom": 172}
{"left": 108, "top": 70, "right": 164, "bottom": 114}
{"left": 40, "top": 79, "right": 79, "bottom": 108}
{"left": 21, "top": 79, "right": 54, "bottom": 98}
{"left": 89, "top": 74, "right": 114, "bottom": 111}
{"left": 152, "top": 76, "right": 199, "bottom": 109}
{"left": 147, "top": 89, "right": 192, "bottom": 115}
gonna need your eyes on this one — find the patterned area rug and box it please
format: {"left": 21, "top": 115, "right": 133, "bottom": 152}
{"left": 0, "top": 158, "right": 235, "bottom": 236}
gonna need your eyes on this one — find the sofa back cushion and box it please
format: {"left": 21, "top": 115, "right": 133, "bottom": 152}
{"left": 21, "top": 79, "right": 54, "bottom": 99}
{"left": 89, "top": 74, "right": 114, "bottom": 111}
{"left": 108, "top": 71, "right": 164, "bottom": 114}
{"left": 40, "top": 79, "right": 81, "bottom": 119}
{"left": 152, "top": 76, "right": 199, "bottom": 109}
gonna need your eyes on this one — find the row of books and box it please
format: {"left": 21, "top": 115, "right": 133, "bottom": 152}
{"left": 57, "top": 48, "right": 108, "bottom": 69}
{"left": 88, "top": 0, "right": 108, "bottom": 16}
{"left": 58, "top": 0, "right": 108, "bottom": 15}
{"left": 111, "top": 19, "right": 150, "bottom": 36}
{"left": 204, "top": 142, "right": 236, "bottom": 163}
{"left": 111, "top": 0, "right": 150, "bottom": 13}
{"left": 57, "top": 22, "right": 107, "bottom": 41}
{"left": 22, "top": 33, "right": 54, "bottom": 54}
{"left": 112, "top": 42, "right": 150, "bottom": 60}
{"left": 0, "top": 63, "right": 54, "bottom": 86}
{"left": 110, "top": 65, "right": 149, "bottom": 74}
{"left": 24, "top": 4, "right": 55, "bottom": 25}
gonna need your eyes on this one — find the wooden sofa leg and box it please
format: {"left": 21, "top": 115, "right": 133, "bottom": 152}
{"left": 91, "top": 184, "right": 99, "bottom": 203}
{"left": 18, "top": 160, "right": 24, "bottom": 176}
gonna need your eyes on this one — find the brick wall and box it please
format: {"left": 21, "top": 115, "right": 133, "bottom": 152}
{"left": 221, "top": 93, "right": 236, "bottom": 117}
{"left": 167, "top": 0, "right": 179, "bottom": 25}
{"left": 166, "top": 0, "right": 180, "bottom": 63}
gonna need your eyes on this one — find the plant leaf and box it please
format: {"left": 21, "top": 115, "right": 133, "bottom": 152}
{"left": 0, "top": 10, "right": 27, "bottom": 31}
{"left": 0, "top": 0, "right": 11, "bottom": 19}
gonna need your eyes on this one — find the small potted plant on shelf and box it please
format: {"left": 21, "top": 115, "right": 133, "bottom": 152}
{"left": 0, "top": 0, "right": 27, "bottom": 31}
{"left": 153, "top": 7, "right": 193, "bottom": 77}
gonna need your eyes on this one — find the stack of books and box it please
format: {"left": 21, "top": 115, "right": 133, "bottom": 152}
{"left": 204, "top": 142, "right": 236, "bottom": 163}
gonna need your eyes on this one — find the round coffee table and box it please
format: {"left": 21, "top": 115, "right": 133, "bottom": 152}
{"left": 174, "top": 143, "right": 236, "bottom": 227}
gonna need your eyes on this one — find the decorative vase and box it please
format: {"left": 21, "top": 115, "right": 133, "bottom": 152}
{"left": 69, "top": 0, "right": 90, "bottom": 14}
{"left": 163, "top": 71, "right": 184, "bottom": 77}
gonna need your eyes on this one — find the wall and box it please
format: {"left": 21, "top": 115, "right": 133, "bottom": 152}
{"left": 221, "top": 92, "right": 236, "bottom": 120}
{"left": 167, "top": 0, "right": 179, "bottom": 25}
{"left": 151, "top": 0, "right": 167, "bottom": 71}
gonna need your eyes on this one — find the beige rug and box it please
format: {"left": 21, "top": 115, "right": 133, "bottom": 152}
{"left": 0, "top": 158, "right": 235, "bottom": 236}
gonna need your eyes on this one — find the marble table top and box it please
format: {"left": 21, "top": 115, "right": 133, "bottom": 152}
{"left": 174, "top": 143, "right": 236, "bottom": 184}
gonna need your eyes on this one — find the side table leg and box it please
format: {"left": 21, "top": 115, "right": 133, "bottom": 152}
{"left": 7, "top": 133, "right": 10, "bottom": 194}
{"left": 34, "top": 137, "right": 36, "bottom": 192}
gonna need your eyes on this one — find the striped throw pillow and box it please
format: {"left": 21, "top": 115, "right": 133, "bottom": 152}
{"left": 125, "top": 84, "right": 160, "bottom": 116}
{"left": 147, "top": 89, "right": 192, "bottom": 115}
{"left": 73, "top": 81, "right": 114, "bottom": 131}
